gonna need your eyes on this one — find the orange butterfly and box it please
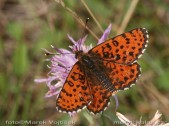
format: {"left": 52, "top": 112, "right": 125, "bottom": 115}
{"left": 56, "top": 27, "right": 148, "bottom": 114}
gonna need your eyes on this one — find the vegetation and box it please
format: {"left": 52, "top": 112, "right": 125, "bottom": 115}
{"left": 0, "top": 0, "right": 169, "bottom": 125}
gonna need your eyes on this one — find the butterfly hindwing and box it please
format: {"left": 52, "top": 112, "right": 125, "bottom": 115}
{"left": 89, "top": 28, "right": 148, "bottom": 64}
{"left": 103, "top": 60, "right": 141, "bottom": 90}
{"left": 86, "top": 84, "right": 112, "bottom": 114}
{"left": 56, "top": 62, "right": 92, "bottom": 113}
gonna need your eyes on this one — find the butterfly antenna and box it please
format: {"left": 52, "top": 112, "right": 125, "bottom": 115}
{"left": 78, "top": 18, "right": 90, "bottom": 50}
{"left": 82, "top": 17, "right": 90, "bottom": 37}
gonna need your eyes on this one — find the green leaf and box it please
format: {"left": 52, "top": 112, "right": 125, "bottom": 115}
{"left": 6, "top": 22, "right": 23, "bottom": 41}
{"left": 12, "top": 42, "right": 29, "bottom": 77}
{"left": 156, "top": 70, "right": 169, "bottom": 91}
{"left": 0, "top": 73, "right": 8, "bottom": 97}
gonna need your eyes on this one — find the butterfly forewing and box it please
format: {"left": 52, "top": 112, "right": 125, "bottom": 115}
{"left": 56, "top": 62, "right": 92, "bottom": 113}
{"left": 89, "top": 28, "right": 148, "bottom": 64}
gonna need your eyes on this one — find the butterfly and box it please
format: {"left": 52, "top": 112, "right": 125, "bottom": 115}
{"left": 56, "top": 28, "right": 148, "bottom": 114}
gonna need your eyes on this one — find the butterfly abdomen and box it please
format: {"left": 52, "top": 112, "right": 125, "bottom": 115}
{"left": 81, "top": 54, "right": 114, "bottom": 91}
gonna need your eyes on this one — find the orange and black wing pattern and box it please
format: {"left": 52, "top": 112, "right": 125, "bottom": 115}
{"left": 89, "top": 28, "right": 148, "bottom": 64}
{"left": 86, "top": 79, "right": 113, "bottom": 114}
{"left": 103, "top": 60, "right": 140, "bottom": 90}
{"left": 56, "top": 62, "right": 92, "bottom": 113}
{"left": 56, "top": 27, "right": 148, "bottom": 115}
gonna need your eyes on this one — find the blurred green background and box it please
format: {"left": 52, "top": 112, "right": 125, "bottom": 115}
{"left": 0, "top": 0, "right": 169, "bottom": 126}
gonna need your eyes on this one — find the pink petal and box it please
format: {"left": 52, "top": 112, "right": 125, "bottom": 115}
{"left": 98, "top": 24, "right": 112, "bottom": 45}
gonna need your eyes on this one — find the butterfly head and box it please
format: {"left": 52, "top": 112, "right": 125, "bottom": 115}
{"left": 75, "top": 50, "right": 84, "bottom": 59}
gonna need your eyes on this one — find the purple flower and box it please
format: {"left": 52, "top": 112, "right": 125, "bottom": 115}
{"left": 34, "top": 24, "right": 112, "bottom": 109}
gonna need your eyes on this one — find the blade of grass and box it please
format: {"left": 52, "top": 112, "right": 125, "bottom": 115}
{"left": 80, "top": 0, "right": 104, "bottom": 33}
{"left": 117, "top": 0, "right": 139, "bottom": 34}
{"left": 54, "top": 0, "right": 99, "bottom": 41}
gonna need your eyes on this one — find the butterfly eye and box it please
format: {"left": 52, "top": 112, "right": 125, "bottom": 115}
{"left": 75, "top": 50, "right": 83, "bottom": 59}
{"left": 79, "top": 50, "right": 83, "bottom": 53}
{"left": 75, "top": 53, "right": 78, "bottom": 59}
